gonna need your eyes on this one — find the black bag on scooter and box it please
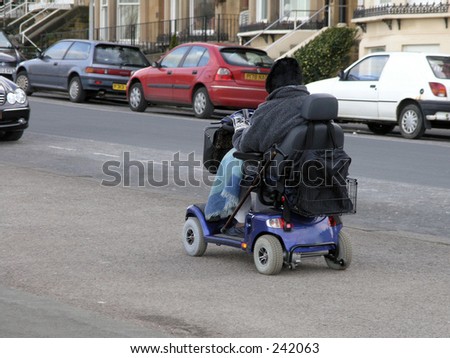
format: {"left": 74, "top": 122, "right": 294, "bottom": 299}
{"left": 284, "top": 121, "right": 356, "bottom": 216}
{"left": 203, "top": 125, "right": 233, "bottom": 174}
{"left": 202, "top": 110, "right": 252, "bottom": 174}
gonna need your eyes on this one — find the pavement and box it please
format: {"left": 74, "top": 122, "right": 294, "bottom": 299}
{"left": 1, "top": 162, "right": 449, "bottom": 338}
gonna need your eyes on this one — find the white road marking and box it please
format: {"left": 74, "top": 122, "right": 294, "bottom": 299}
{"left": 48, "top": 145, "right": 76, "bottom": 151}
{"left": 93, "top": 152, "right": 121, "bottom": 158}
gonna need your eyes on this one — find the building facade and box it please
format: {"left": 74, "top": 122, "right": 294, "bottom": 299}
{"left": 353, "top": 0, "right": 450, "bottom": 56}
{"left": 92, "top": 0, "right": 357, "bottom": 54}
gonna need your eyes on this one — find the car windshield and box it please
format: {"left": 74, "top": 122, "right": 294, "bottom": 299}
{"left": 94, "top": 45, "right": 149, "bottom": 67}
{"left": 0, "top": 31, "right": 14, "bottom": 49}
{"left": 220, "top": 48, "right": 273, "bottom": 68}
{"left": 428, "top": 56, "right": 450, "bottom": 79}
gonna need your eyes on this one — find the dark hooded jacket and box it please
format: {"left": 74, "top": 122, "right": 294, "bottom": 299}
{"left": 232, "top": 84, "right": 309, "bottom": 153}
{"left": 232, "top": 57, "right": 310, "bottom": 153}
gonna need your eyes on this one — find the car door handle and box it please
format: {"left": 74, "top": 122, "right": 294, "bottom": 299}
{"left": 370, "top": 84, "right": 376, "bottom": 88}
{"left": 167, "top": 71, "right": 172, "bottom": 75}
{"left": 53, "top": 62, "right": 58, "bottom": 66}
{"left": 192, "top": 70, "right": 197, "bottom": 75}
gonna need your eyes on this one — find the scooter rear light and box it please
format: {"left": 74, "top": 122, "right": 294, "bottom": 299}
{"left": 429, "top": 82, "right": 447, "bottom": 97}
{"left": 266, "top": 218, "right": 293, "bottom": 229}
{"left": 328, "top": 216, "right": 338, "bottom": 227}
{"left": 266, "top": 218, "right": 284, "bottom": 228}
{"left": 215, "top": 67, "right": 233, "bottom": 81}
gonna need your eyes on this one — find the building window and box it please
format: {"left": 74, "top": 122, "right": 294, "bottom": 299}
{"left": 168, "top": 0, "right": 215, "bottom": 39}
{"left": 190, "top": 0, "right": 215, "bottom": 35}
{"left": 169, "top": 0, "right": 177, "bottom": 34}
{"left": 256, "top": 0, "right": 268, "bottom": 23}
{"left": 99, "top": 0, "right": 108, "bottom": 41}
{"left": 403, "top": 44, "right": 440, "bottom": 53}
{"left": 280, "top": 0, "right": 310, "bottom": 21}
{"left": 368, "top": 46, "right": 386, "bottom": 53}
{"left": 117, "top": 0, "right": 140, "bottom": 41}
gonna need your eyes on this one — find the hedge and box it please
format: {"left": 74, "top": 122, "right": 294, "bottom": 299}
{"left": 293, "top": 26, "right": 359, "bottom": 84}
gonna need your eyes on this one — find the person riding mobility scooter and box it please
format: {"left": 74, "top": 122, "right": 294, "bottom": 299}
{"left": 182, "top": 93, "right": 357, "bottom": 275}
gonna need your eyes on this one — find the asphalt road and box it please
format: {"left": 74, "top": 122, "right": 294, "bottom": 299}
{"left": 0, "top": 94, "right": 449, "bottom": 338}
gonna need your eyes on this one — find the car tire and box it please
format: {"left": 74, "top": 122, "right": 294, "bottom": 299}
{"left": 128, "top": 82, "right": 147, "bottom": 112}
{"left": 367, "top": 123, "right": 395, "bottom": 135}
{"left": 253, "top": 235, "right": 284, "bottom": 275}
{"left": 182, "top": 217, "right": 207, "bottom": 257}
{"left": 0, "top": 130, "right": 24, "bottom": 141}
{"left": 398, "top": 104, "right": 426, "bottom": 139}
{"left": 324, "top": 231, "right": 352, "bottom": 270}
{"left": 193, "top": 87, "right": 214, "bottom": 119}
{"left": 68, "top": 76, "right": 87, "bottom": 103}
{"left": 15, "top": 71, "right": 33, "bottom": 96}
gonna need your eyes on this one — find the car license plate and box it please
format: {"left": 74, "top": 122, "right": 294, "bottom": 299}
{"left": 112, "top": 83, "right": 127, "bottom": 91}
{"left": 244, "top": 73, "right": 267, "bottom": 81}
{"left": 0, "top": 67, "right": 15, "bottom": 74}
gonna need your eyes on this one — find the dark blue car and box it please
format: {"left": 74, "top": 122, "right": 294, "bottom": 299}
{"left": 0, "top": 30, "right": 27, "bottom": 81}
{"left": 0, "top": 76, "right": 30, "bottom": 141}
{"left": 15, "top": 39, "right": 150, "bottom": 102}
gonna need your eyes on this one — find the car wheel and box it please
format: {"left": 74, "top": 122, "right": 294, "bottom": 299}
{"left": 128, "top": 82, "right": 147, "bottom": 112}
{"left": 182, "top": 217, "right": 207, "bottom": 257}
{"left": 398, "top": 104, "right": 426, "bottom": 139}
{"left": 367, "top": 123, "right": 395, "bottom": 135}
{"left": 15, "top": 71, "right": 33, "bottom": 96}
{"left": 0, "top": 130, "right": 24, "bottom": 141}
{"left": 253, "top": 235, "right": 284, "bottom": 275}
{"left": 324, "top": 231, "right": 352, "bottom": 270}
{"left": 68, "top": 76, "right": 87, "bottom": 103}
{"left": 193, "top": 87, "right": 214, "bottom": 119}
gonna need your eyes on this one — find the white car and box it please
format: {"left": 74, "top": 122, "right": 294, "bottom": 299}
{"left": 306, "top": 52, "right": 450, "bottom": 139}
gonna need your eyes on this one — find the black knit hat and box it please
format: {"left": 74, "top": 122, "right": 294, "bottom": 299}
{"left": 265, "top": 57, "right": 303, "bottom": 94}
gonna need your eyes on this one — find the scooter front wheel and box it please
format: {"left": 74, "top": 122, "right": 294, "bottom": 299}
{"left": 182, "top": 217, "right": 207, "bottom": 256}
{"left": 325, "top": 231, "right": 352, "bottom": 270}
{"left": 253, "top": 235, "right": 284, "bottom": 275}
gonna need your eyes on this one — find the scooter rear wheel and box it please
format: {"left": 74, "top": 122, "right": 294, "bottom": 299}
{"left": 325, "top": 231, "right": 352, "bottom": 270}
{"left": 182, "top": 217, "right": 207, "bottom": 256}
{"left": 253, "top": 235, "right": 284, "bottom": 275}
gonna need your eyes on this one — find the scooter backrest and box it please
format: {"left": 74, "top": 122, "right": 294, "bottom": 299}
{"left": 301, "top": 93, "right": 338, "bottom": 121}
{"left": 257, "top": 94, "right": 342, "bottom": 205}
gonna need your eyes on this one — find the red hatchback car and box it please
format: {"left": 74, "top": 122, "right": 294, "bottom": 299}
{"left": 126, "top": 42, "right": 274, "bottom": 118}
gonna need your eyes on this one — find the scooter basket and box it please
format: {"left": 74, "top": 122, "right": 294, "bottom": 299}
{"left": 289, "top": 178, "right": 358, "bottom": 217}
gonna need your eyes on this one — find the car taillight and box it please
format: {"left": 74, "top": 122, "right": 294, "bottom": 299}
{"left": 215, "top": 67, "right": 233, "bottom": 81}
{"left": 85, "top": 67, "right": 131, "bottom": 76}
{"left": 429, "top": 82, "right": 447, "bottom": 97}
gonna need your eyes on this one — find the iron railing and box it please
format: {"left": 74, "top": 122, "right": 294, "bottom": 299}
{"left": 39, "top": 28, "right": 89, "bottom": 49}
{"left": 353, "top": 2, "right": 449, "bottom": 19}
{"left": 94, "top": 14, "right": 240, "bottom": 54}
{"left": 240, "top": 9, "right": 327, "bottom": 34}
{"left": 251, "top": 7, "right": 329, "bottom": 49}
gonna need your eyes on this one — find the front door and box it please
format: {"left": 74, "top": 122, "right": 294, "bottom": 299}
{"left": 28, "top": 41, "right": 73, "bottom": 89}
{"left": 172, "top": 45, "right": 210, "bottom": 104}
{"left": 144, "top": 46, "right": 190, "bottom": 103}
{"left": 335, "top": 55, "right": 389, "bottom": 120}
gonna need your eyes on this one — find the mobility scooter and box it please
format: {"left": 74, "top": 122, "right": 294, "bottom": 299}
{"left": 182, "top": 94, "right": 357, "bottom": 275}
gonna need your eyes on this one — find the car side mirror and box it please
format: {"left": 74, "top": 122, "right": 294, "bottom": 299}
{"left": 152, "top": 61, "right": 161, "bottom": 68}
{"left": 338, "top": 70, "right": 346, "bottom": 80}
